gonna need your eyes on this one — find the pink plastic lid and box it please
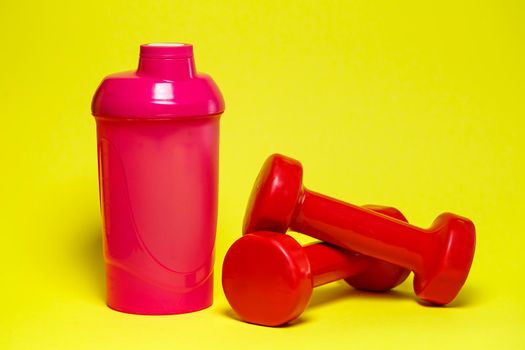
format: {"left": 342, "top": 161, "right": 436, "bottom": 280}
{"left": 92, "top": 43, "right": 225, "bottom": 119}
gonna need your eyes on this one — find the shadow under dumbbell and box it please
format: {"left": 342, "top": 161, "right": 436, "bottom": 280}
{"left": 308, "top": 281, "right": 480, "bottom": 309}
{"left": 417, "top": 285, "right": 480, "bottom": 308}
{"left": 308, "top": 282, "right": 412, "bottom": 309}
{"left": 220, "top": 308, "right": 310, "bottom": 327}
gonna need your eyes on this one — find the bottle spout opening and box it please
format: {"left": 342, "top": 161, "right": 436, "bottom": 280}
{"left": 140, "top": 43, "right": 194, "bottom": 59}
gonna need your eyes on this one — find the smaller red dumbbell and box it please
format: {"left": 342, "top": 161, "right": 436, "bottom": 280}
{"left": 223, "top": 205, "right": 410, "bottom": 326}
{"left": 243, "top": 154, "right": 476, "bottom": 305}
{"left": 223, "top": 231, "right": 405, "bottom": 327}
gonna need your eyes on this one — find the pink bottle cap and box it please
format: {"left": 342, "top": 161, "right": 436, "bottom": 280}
{"left": 92, "top": 43, "right": 225, "bottom": 119}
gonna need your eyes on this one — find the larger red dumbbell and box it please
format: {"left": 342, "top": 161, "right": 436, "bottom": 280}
{"left": 243, "top": 154, "right": 476, "bottom": 305}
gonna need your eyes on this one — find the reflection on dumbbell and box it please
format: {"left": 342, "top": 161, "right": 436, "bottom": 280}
{"left": 243, "top": 154, "right": 476, "bottom": 305}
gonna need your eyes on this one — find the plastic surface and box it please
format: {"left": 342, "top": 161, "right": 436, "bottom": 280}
{"left": 91, "top": 43, "right": 223, "bottom": 314}
{"left": 224, "top": 206, "right": 410, "bottom": 327}
{"left": 243, "top": 154, "right": 476, "bottom": 305}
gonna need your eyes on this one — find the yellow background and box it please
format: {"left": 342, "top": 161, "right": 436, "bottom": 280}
{"left": 2, "top": 0, "right": 524, "bottom": 348}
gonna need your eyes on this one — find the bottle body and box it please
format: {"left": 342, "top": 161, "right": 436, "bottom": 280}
{"left": 96, "top": 115, "right": 220, "bottom": 314}
{"left": 92, "top": 43, "right": 224, "bottom": 314}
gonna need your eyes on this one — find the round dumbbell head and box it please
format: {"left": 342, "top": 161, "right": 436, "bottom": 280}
{"left": 243, "top": 154, "right": 303, "bottom": 235}
{"left": 413, "top": 213, "right": 476, "bottom": 305}
{"left": 222, "top": 232, "right": 315, "bottom": 326}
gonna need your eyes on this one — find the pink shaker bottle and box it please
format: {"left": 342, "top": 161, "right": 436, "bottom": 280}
{"left": 91, "top": 43, "right": 224, "bottom": 314}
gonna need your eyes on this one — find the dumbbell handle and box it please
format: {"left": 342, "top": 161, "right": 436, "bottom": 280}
{"left": 292, "top": 189, "right": 433, "bottom": 273}
{"left": 303, "top": 243, "right": 370, "bottom": 287}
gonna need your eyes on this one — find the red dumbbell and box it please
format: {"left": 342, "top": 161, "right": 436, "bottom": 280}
{"left": 223, "top": 205, "right": 411, "bottom": 326}
{"left": 243, "top": 154, "right": 476, "bottom": 305}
